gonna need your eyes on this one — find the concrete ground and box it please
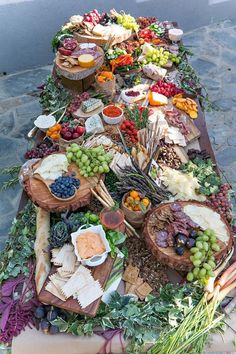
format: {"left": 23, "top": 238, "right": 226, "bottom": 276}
{"left": 0, "top": 20, "right": 236, "bottom": 250}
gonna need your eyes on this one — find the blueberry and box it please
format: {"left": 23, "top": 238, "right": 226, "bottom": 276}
{"left": 40, "top": 319, "right": 50, "bottom": 334}
{"left": 186, "top": 238, "right": 196, "bottom": 249}
{"left": 49, "top": 325, "right": 59, "bottom": 335}
{"left": 175, "top": 246, "right": 185, "bottom": 256}
{"left": 47, "top": 309, "right": 58, "bottom": 321}
{"left": 175, "top": 233, "right": 188, "bottom": 246}
{"left": 189, "top": 230, "right": 198, "bottom": 239}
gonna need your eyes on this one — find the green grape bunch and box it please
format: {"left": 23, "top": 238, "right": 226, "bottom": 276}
{"left": 187, "top": 228, "right": 220, "bottom": 284}
{"left": 66, "top": 144, "right": 113, "bottom": 178}
{"left": 141, "top": 47, "right": 181, "bottom": 67}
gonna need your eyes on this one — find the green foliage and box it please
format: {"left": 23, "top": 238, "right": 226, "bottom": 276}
{"left": 0, "top": 165, "right": 21, "bottom": 191}
{"left": 181, "top": 158, "right": 221, "bottom": 196}
{"left": 39, "top": 76, "right": 72, "bottom": 118}
{"left": 178, "top": 60, "right": 218, "bottom": 112}
{"left": 51, "top": 29, "right": 73, "bottom": 52}
{"left": 51, "top": 283, "right": 203, "bottom": 354}
{"left": 106, "top": 230, "right": 126, "bottom": 257}
{"left": 0, "top": 201, "right": 36, "bottom": 283}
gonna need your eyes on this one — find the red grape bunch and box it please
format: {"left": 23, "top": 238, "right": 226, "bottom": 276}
{"left": 206, "top": 183, "right": 232, "bottom": 222}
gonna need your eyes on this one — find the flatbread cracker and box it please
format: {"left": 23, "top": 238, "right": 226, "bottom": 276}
{"left": 135, "top": 282, "right": 153, "bottom": 300}
{"left": 76, "top": 280, "right": 103, "bottom": 309}
{"left": 61, "top": 266, "right": 93, "bottom": 299}
{"left": 125, "top": 277, "right": 143, "bottom": 294}
{"left": 61, "top": 251, "right": 77, "bottom": 273}
{"left": 51, "top": 248, "right": 60, "bottom": 260}
{"left": 122, "top": 265, "right": 139, "bottom": 285}
{"left": 45, "top": 281, "right": 66, "bottom": 301}
{"left": 53, "top": 244, "right": 74, "bottom": 266}
{"left": 57, "top": 267, "right": 75, "bottom": 279}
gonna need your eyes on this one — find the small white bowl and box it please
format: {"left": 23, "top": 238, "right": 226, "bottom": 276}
{"left": 168, "top": 28, "right": 183, "bottom": 42}
{"left": 71, "top": 224, "right": 111, "bottom": 267}
{"left": 34, "top": 114, "right": 56, "bottom": 132}
{"left": 102, "top": 106, "right": 123, "bottom": 125}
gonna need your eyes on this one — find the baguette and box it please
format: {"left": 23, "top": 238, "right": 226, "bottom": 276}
{"left": 34, "top": 207, "right": 51, "bottom": 295}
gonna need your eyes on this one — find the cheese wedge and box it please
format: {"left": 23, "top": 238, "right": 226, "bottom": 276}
{"left": 148, "top": 91, "right": 168, "bottom": 106}
{"left": 78, "top": 54, "right": 95, "bottom": 68}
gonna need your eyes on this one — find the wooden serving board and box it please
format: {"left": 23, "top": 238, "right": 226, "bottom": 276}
{"left": 23, "top": 159, "right": 100, "bottom": 213}
{"left": 38, "top": 256, "right": 115, "bottom": 317}
{"left": 55, "top": 46, "right": 104, "bottom": 81}
{"left": 143, "top": 201, "right": 234, "bottom": 272}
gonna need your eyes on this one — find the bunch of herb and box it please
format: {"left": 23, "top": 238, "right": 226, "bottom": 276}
{"left": 51, "top": 28, "right": 73, "bottom": 52}
{"left": 180, "top": 157, "right": 221, "bottom": 196}
{"left": 106, "top": 230, "right": 126, "bottom": 258}
{"left": 0, "top": 201, "right": 36, "bottom": 283}
{"left": 39, "top": 76, "right": 72, "bottom": 119}
{"left": 51, "top": 283, "right": 203, "bottom": 354}
{"left": 0, "top": 165, "right": 21, "bottom": 191}
{"left": 124, "top": 104, "right": 149, "bottom": 129}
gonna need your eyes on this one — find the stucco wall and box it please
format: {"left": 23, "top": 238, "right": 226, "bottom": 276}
{"left": 0, "top": 0, "right": 235, "bottom": 73}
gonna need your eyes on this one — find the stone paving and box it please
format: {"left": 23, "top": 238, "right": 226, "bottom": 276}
{"left": 0, "top": 21, "right": 236, "bottom": 250}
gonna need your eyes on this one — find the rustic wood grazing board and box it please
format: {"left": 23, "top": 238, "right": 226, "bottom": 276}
{"left": 143, "top": 201, "right": 234, "bottom": 272}
{"left": 38, "top": 256, "right": 115, "bottom": 317}
{"left": 55, "top": 46, "right": 104, "bottom": 81}
{"left": 23, "top": 158, "right": 100, "bottom": 213}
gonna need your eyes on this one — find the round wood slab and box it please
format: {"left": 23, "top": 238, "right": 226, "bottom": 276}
{"left": 143, "top": 201, "right": 234, "bottom": 272}
{"left": 55, "top": 46, "right": 104, "bottom": 81}
{"left": 23, "top": 161, "right": 100, "bottom": 213}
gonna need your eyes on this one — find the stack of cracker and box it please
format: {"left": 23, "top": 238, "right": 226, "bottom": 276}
{"left": 122, "top": 264, "right": 153, "bottom": 300}
{"left": 45, "top": 244, "right": 103, "bottom": 309}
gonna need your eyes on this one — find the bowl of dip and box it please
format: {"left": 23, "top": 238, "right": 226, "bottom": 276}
{"left": 34, "top": 114, "right": 56, "bottom": 132}
{"left": 168, "top": 28, "right": 183, "bottom": 42}
{"left": 102, "top": 105, "right": 123, "bottom": 125}
{"left": 71, "top": 224, "right": 111, "bottom": 267}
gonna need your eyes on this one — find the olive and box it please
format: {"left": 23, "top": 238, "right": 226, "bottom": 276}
{"left": 175, "top": 246, "right": 185, "bottom": 256}
{"left": 186, "top": 238, "right": 196, "bottom": 249}
{"left": 189, "top": 230, "right": 198, "bottom": 239}
{"left": 175, "top": 233, "right": 188, "bottom": 246}
{"left": 34, "top": 306, "right": 46, "bottom": 319}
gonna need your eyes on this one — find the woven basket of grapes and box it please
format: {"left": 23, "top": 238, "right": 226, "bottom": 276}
{"left": 143, "top": 201, "right": 234, "bottom": 272}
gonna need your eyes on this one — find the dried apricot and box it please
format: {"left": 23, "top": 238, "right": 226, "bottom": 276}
{"left": 130, "top": 190, "right": 139, "bottom": 199}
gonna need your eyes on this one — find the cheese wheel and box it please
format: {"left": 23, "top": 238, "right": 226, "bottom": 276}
{"left": 78, "top": 54, "right": 95, "bottom": 68}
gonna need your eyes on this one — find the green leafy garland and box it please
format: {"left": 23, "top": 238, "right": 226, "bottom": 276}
{"left": 0, "top": 165, "right": 21, "bottom": 191}
{"left": 39, "top": 76, "right": 72, "bottom": 118}
{"left": 52, "top": 284, "right": 203, "bottom": 354}
{"left": 0, "top": 201, "right": 36, "bottom": 283}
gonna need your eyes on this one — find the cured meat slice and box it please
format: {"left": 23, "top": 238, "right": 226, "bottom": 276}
{"left": 155, "top": 230, "right": 168, "bottom": 248}
{"left": 170, "top": 203, "right": 182, "bottom": 212}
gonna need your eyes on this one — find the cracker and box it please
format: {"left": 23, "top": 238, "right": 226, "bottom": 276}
{"left": 122, "top": 265, "right": 139, "bottom": 284}
{"left": 61, "top": 251, "right": 77, "bottom": 273}
{"left": 125, "top": 277, "right": 143, "bottom": 294}
{"left": 61, "top": 265, "right": 93, "bottom": 299}
{"left": 76, "top": 280, "right": 103, "bottom": 309}
{"left": 51, "top": 248, "right": 60, "bottom": 260}
{"left": 45, "top": 281, "right": 66, "bottom": 301}
{"left": 53, "top": 244, "right": 74, "bottom": 266}
{"left": 135, "top": 282, "right": 153, "bottom": 300}
{"left": 57, "top": 267, "right": 74, "bottom": 279}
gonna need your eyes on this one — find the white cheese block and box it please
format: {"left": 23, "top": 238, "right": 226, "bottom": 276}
{"left": 85, "top": 114, "right": 104, "bottom": 134}
{"left": 183, "top": 205, "right": 229, "bottom": 244}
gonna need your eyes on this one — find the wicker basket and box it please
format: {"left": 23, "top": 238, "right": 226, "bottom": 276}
{"left": 121, "top": 193, "right": 151, "bottom": 229}
{"left": 95, "top": 76, "right": 116, "bottom": 97}
{"left": 58, "top": 134, "right": 84, "bottom": 149}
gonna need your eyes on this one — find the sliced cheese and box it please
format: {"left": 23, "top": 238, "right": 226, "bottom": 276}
{"left": 78, "top": 54, "right": 95, "bottom": 68}
{"left": 183, "top": 205, "right": 229, "bottom": 244}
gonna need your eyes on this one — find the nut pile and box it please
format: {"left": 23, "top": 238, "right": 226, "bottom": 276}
{"left": 157, "top": 143, "right": 182, "bottom": 169}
